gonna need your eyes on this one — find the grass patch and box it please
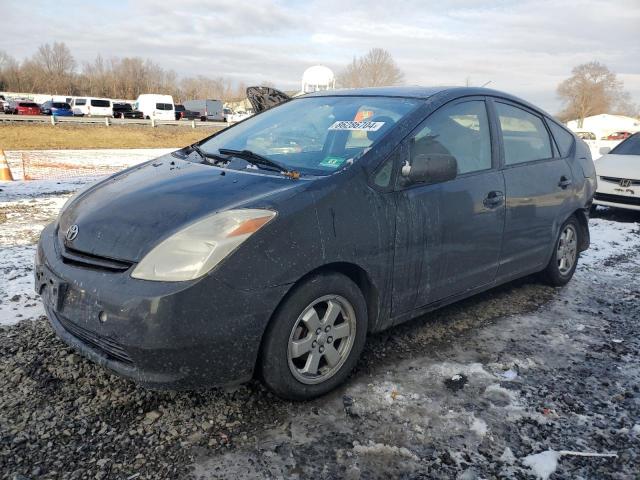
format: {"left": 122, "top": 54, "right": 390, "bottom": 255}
{"left": 0, "top": 124, "right": 221, "bottom": 150}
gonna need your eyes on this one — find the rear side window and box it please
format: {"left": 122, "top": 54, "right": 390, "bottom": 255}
{"left": 75, "top": 99, "right": 86, "bottom": 106}
{"left": 410, "top": 100, "right": 492, "bottom": 174}
{"left": 156, "top": 103, "right": 173, "bottom": 110}
{"left": 496, "top": 103, "right": 552, "bottom": 165}
{"left": 547, "top": 121, "right": 574, "bottom": 157}
{"left": 91, "top": 99, "right": 110, "bottom": 107}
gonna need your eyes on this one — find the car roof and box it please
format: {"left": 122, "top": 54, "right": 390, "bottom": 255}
{"left": 303, "top": 86, "right": 553, "bottom": 119}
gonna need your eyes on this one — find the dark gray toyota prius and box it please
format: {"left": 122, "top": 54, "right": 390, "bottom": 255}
{"left": 36, "top": 87, "right": 596, "bottom": 400}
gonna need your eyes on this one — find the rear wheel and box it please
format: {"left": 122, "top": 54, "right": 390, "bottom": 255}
{"left": 541, "top": 216, "right": 580, "bottom": 286}
{"left": 259, "top": 272, "right": 367, "bottom": 400}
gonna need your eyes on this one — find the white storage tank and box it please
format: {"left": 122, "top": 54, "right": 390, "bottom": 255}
{"left": 301, "top": 65, "right": 335, "bottom": 93}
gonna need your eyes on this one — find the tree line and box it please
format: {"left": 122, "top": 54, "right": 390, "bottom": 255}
{"left": 0, "top": 42, "right": 636, "bottom": 124}
{"left": 0, "top": 42, "right": 248, "bottom": 102}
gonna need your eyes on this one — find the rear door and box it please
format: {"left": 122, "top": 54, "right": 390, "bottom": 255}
{"left": 491, "top": 99, "right": 574, "bottom": 280}
{"left": 391, "top": 97, "right": 506, "bottom": 315}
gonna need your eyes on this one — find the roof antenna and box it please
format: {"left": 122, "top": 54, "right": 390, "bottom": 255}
{"left": 481, "top": 80, "right": 493, "bottom": 87}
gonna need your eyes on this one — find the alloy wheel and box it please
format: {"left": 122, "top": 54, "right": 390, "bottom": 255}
{"left": 287, "top": 295, "right": 357, "bottom": 385}
{"left": 557, "top": 224, "right": 578, "bottom": 275}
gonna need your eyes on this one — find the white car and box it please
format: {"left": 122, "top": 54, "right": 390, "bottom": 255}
{"left": 593, "top": 133, "right": 640, "bottom": 211}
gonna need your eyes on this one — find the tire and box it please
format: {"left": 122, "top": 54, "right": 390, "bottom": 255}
{"left": 259, "top": 272, "right": 368, "bottom": 400}
{"left": 541, "top": 216, "right": 580, "bottom": 286}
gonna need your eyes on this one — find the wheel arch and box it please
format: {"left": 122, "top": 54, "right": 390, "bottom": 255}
{"left": 572, "top": 208, "right": 590, "bottom": 252}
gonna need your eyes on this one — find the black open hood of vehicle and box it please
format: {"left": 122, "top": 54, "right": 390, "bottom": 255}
{"left": 246, "top": 86, "right": 291, "bottom": 113}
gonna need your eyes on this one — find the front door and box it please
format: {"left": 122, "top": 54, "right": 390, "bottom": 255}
{"left": 391, "top": 98, "right": 505, "bottom": 315}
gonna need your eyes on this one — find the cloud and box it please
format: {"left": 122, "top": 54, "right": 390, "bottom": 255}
{"left": 1, "top": 0, "right": 638, "bottom": 112}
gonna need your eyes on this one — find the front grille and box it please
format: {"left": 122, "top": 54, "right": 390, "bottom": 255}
{"left": 594, "top": 192, "right": 640, "bottom": 206}
{"left": 58, "top": 314, "right": 134, "bottom": 365}
{"left": 61, "top": 247, "right": 133, "bottom": 272}
{"left": 600, "top": 176, "right": 640, "bottom": 186}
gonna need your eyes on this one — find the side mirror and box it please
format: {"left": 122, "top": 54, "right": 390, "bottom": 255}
{"left": 402, "top": 153, "right": 458, "bottom": 185}
{"left": 599, "top": 146, "right": 611, "bottom": 155}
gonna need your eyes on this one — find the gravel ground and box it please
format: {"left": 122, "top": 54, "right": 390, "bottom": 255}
{"left": 1, "top": 182, "right": 639, "bottom": 479}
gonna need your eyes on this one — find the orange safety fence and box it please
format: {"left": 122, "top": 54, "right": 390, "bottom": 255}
{"left": 19, "top": 152, "right": 122, "bottom": 180}
{"left": 2, "top": 149, "right": 176, "bottom": 181}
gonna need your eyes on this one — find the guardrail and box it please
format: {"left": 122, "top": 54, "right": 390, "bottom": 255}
{"left": 0, "top": 113, "right": 228, "bottom": 129}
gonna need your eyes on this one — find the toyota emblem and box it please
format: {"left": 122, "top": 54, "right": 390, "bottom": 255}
{"left": 619, "top": 178, "right": 632, "bottom": 188}
{"left": 66, "top": 224, "right": 79, "bottom": 241}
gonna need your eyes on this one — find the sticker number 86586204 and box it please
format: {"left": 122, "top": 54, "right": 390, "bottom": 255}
{"left": 328, "top": 121, "right": 385, "bottom": 132}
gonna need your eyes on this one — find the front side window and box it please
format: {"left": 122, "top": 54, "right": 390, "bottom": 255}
{"left": 409, "top": 100, "right": 492, "bottom": 175}
{"left": 199, "top": 96, "right": 421, "bottom": 176}
{"left": 496, "top": 102, "right": 552, "bottom": 165}
{"left": 609, "top": 133, "right": 640, "bottom": 155}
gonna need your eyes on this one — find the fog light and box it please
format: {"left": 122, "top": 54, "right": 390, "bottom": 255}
{"left": 98, "top": 311, "right": 108, "bottom": 323}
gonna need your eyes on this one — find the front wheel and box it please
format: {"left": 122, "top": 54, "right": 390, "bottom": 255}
{"left": 259, "top": 272, "right": 367, "bottom": 400}
{"left": 541, "top": 216, "right": 580, "bottom": 286}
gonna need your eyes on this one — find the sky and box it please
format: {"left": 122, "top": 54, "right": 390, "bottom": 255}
{"left": 1, "top": 0, "right": 639, "bottom": 113}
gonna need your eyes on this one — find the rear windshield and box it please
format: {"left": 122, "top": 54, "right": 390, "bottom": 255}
{"left": 175, "top": 105, "right": 185, "bottom": 111}
{"left": 19, "top": 102, "right": 39, "bottom": 108}
{"left": 52, "top": 102, "right": 70, "bottom": 109}
{"left": 114, "top": 103, "right": 132, "bottom": 111}
{"left": 91, "top": 99, "right": 110, "bottom": 107}
{"left": 610, "top": 133, "right": 640, "bottom": 155}
{"left": 156, "top": 103, "right": 173, "bottom": 110}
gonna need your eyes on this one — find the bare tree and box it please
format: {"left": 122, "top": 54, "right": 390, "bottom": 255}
{"left": 337, "top": 48, "right": 404, "bottom": 88}
{"left": 557, "top": 61, "right": 637, "bottom": 126}
{"left": 31, "top": 42, "right": 76, "bottom": 94}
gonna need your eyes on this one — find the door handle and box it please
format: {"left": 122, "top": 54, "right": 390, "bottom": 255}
{"left": 558, "top": 176, "right": 572, "bottom": 189}
{"left": 483, "top": 191, "right": 504, "bottom": 208}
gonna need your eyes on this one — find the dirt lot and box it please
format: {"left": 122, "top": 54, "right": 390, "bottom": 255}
{"left": 0, "top": 124, "right": 217, "bottom": 150}
{"left": 1, "top": 179, "right": 639, "bottom": 479}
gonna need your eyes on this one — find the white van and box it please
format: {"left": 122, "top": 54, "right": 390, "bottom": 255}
{"left": 71, "top": 97, "right": 113, "bottom": 117}
{"left": 135, "top": 94, "right": 175, "bottom": 121}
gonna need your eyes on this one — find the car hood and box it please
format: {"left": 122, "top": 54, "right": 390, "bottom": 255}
{"left": 57, "top": 157, "right": 306, "bottom": 262}
{"left": 595, "top": 154, "right": 640, "bottom": 178}
{"left": 246, "top": 86, "right": 290, "bottom": 113}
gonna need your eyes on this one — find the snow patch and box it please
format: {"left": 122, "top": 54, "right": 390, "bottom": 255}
{"left": 522, "top": 450, "right": 560, "bottom": 480}
{"left": 352, "top": 442, "right": 420, "bottom": 461}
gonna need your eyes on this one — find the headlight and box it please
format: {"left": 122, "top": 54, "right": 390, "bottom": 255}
{"left": 131, "top": 209, "right": 276, "bottom": 282}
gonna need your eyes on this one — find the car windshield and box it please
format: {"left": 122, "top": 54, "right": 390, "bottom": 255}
{"left": 199, "top": 96, "right": 421, "bottom": 175}
{"left": 609, "top": 133, "right": 640, "bottom": 155}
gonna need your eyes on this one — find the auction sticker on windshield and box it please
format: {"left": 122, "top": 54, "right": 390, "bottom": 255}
{"left": 328, "top": 121, "right": 385, "bottom": 131}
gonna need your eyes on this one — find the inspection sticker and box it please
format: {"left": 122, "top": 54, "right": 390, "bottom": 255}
{"left": 328, "top": 121, "right": 385, "bottom": 132}
{"left": 318, "top": 156, "right": 346, "bottom": 168}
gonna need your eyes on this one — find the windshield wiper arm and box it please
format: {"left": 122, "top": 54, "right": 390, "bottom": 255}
{"left": 218, "top": 148, "right": 290, "bottom": 173}
{"left": 190, "top": 144, "right": 227, "bottom": 163}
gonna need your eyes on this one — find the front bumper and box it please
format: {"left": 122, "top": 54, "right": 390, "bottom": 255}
{"left": 593, "top": 177, "right": 640, "bottom": 211}
{"left": 35, "top": 222, "right": 289, "bottom": 389}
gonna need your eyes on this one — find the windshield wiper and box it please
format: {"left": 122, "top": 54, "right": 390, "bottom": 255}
{"left": 190, "top": 144, "right": 227, "bottom": 164}
{"left": 218, "top": 148, "right": 291, "bottom": 174}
